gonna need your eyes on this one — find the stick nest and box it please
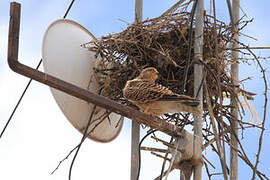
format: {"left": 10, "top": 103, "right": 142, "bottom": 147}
{"left": 86, "top": 12, "right": 254, "bottom": 116}
{"left": 84, "top": 6, "right": 269, "bottom": 179}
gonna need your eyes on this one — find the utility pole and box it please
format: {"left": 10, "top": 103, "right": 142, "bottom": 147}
{"left": 193, "top": 0, "right": 204, "bottom": 179}
{"left": 130, "top": 1, "right": 142, "bottom": 180}
{"left": 230, "top": 0, "right": 239, "bottom": 179}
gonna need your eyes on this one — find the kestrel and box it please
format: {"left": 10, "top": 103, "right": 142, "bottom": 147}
{"left": 123, "top": 67, "right": 201, "bottom": 116}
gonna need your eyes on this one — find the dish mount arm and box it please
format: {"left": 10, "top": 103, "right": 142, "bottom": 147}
{"left": 7, "top": 2, "right": 183, "bottom": 137}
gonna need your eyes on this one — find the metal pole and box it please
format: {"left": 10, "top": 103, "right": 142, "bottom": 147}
{"left": 230, "top": 0, "right": 239, "bottom": 179}
{"left": 131, "top": 1, "right": 142, "bottom": 180}
{"left": 135, "top": 0, "right": 143, "bottom": 22}
{"left": 193, "top": 0, "right": 204, "bottom": 179}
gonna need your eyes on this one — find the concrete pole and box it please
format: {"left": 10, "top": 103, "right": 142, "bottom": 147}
{"left": 230, "top": 0, "right": 239, "bottom": 180}
{"left": 193, "top": 0, "right": 204, "bottom": 180}
{"left": 130, "top": 1, "right": 142, "bottom": 180}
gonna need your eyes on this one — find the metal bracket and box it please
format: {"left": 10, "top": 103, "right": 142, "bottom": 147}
{"left": 7, "top": 2, "right": 184, "bottom": 138}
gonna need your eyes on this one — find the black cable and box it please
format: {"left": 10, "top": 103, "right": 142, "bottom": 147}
{"left": 136, "top": 129, "right": 158, "bottom": 180}
{"left": 68, "top": 105, "right": 97, "bottom": 180}
{"left": 195, "top": 73, "right": 205, "bottom": 99}
{"left": 0, "top": 60, "right": 42, "bottom": 139}
{"left": 63, "top": 0, "right": 75, "bottom": 19}
{"left": 0, "top": 0, "right": 75, "bottom": 140}
{"left": 181, "top": 0, "right": 199, "bottom": 94}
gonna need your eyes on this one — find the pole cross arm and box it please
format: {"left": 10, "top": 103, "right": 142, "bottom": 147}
{"left": 7, "top": 2, "right": 184, "bottom": 138}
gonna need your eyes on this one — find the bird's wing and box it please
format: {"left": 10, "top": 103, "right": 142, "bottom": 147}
{"left": 123, "top": 80, "right": 174, "bottom": 103}
{"left": 123, "top": 80, "right": 199, "bottom": 107}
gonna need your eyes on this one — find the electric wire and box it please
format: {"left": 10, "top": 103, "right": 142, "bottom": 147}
{"left": 63, "top": 0, "right": 75, "bottom": 19}
{"left": 136, "top": 129, "right": 158, "bottom": 180}
{"left": 68, "top": 105, "right": 97, "bottom": 180}
{"left": 181, "top": 0, "right": 199, "bottom": 94}
{"left": 0, "top": 0, "right": 75, "bottom": 140}
{"left": 0, "top": 60, "right": 42, "bottom": 139}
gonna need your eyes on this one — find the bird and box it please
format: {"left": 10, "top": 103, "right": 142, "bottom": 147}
{"left": 122, "top": 67, "right": 201, "bottom": 116}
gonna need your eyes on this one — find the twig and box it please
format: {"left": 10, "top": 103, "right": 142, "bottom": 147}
{"left": 51, "top": 106, "right": 105, "bottom": 176}
{"left": 204, "top": 81, "right": 228, "bottom": 180}
{"left": 244, "top": 48, "right": 268, "bottom": 180}
{"left": 160, "top": 0, "right": 186, "bottom": 17}
{"left": 140, "top": 146, "right": 169, "bottom": 153}
{"left": 151, "top": 136, "right": 185, "bottom": 153}
{"left": 204, "top": 161, "right": 213, "bottom": 180}
{"left": 154, "top": 168, "right": 174, "bottom": 180}
{"left": 164, "top": 137, "right": 180, "bottom": 180}
{"left": 202, "top": 155, "right": 215, "bottom": 169}
{"left": 159, "top": 140, "right": 172, "bottom": 180}
{"left": 50, "top": 145, "right": 79, "bottom": 175}
{"left": 228, "top": 46, "right": 270, "bottom": 50}
{"left": 151, "top": 152, "right": 171, "bottom": 161}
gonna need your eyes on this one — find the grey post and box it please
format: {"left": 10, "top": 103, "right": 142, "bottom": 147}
{"left": 230, "top": 0, "right": 239, "bottom": 179}
{"left": 131, "top": 1, "right": 142, "bottom": 180}
{"left": 193, "top": 0, "right": 204, "bottom": 180}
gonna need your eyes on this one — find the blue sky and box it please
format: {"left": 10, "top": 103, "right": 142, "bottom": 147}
{"left": 0, "top": 0, "right": 269, "bottom": 179}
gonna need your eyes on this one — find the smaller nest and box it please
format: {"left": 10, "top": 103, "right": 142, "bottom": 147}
{"left": 86, "top": 11, "right": 254, "bottom": 123}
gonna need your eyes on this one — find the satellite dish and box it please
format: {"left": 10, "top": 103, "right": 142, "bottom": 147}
{"left": 42, "top": 19, "right": 123, "bottom": 142}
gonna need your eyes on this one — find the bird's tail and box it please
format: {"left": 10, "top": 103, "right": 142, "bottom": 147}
{"left": 175, "top": 103, "right": 201, "bottom": 115}
{"left": 159, "top": 101, "right": 201, "bottom": 115}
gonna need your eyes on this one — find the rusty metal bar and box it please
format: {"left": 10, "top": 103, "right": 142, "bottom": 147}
{"left": 8, "top": 2, "right": 184, "bottom": 138}
{"left": 1, "top": 0, "right": 76, "bottom": 140}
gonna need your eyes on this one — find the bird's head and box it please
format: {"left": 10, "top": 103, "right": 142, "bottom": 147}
{"left": 137, "top": 67, "right": 159, "bottom": 83}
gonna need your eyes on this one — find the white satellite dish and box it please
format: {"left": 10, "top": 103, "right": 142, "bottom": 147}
{"left": 42, "top": 19, "right": 123, "bottom": 142}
